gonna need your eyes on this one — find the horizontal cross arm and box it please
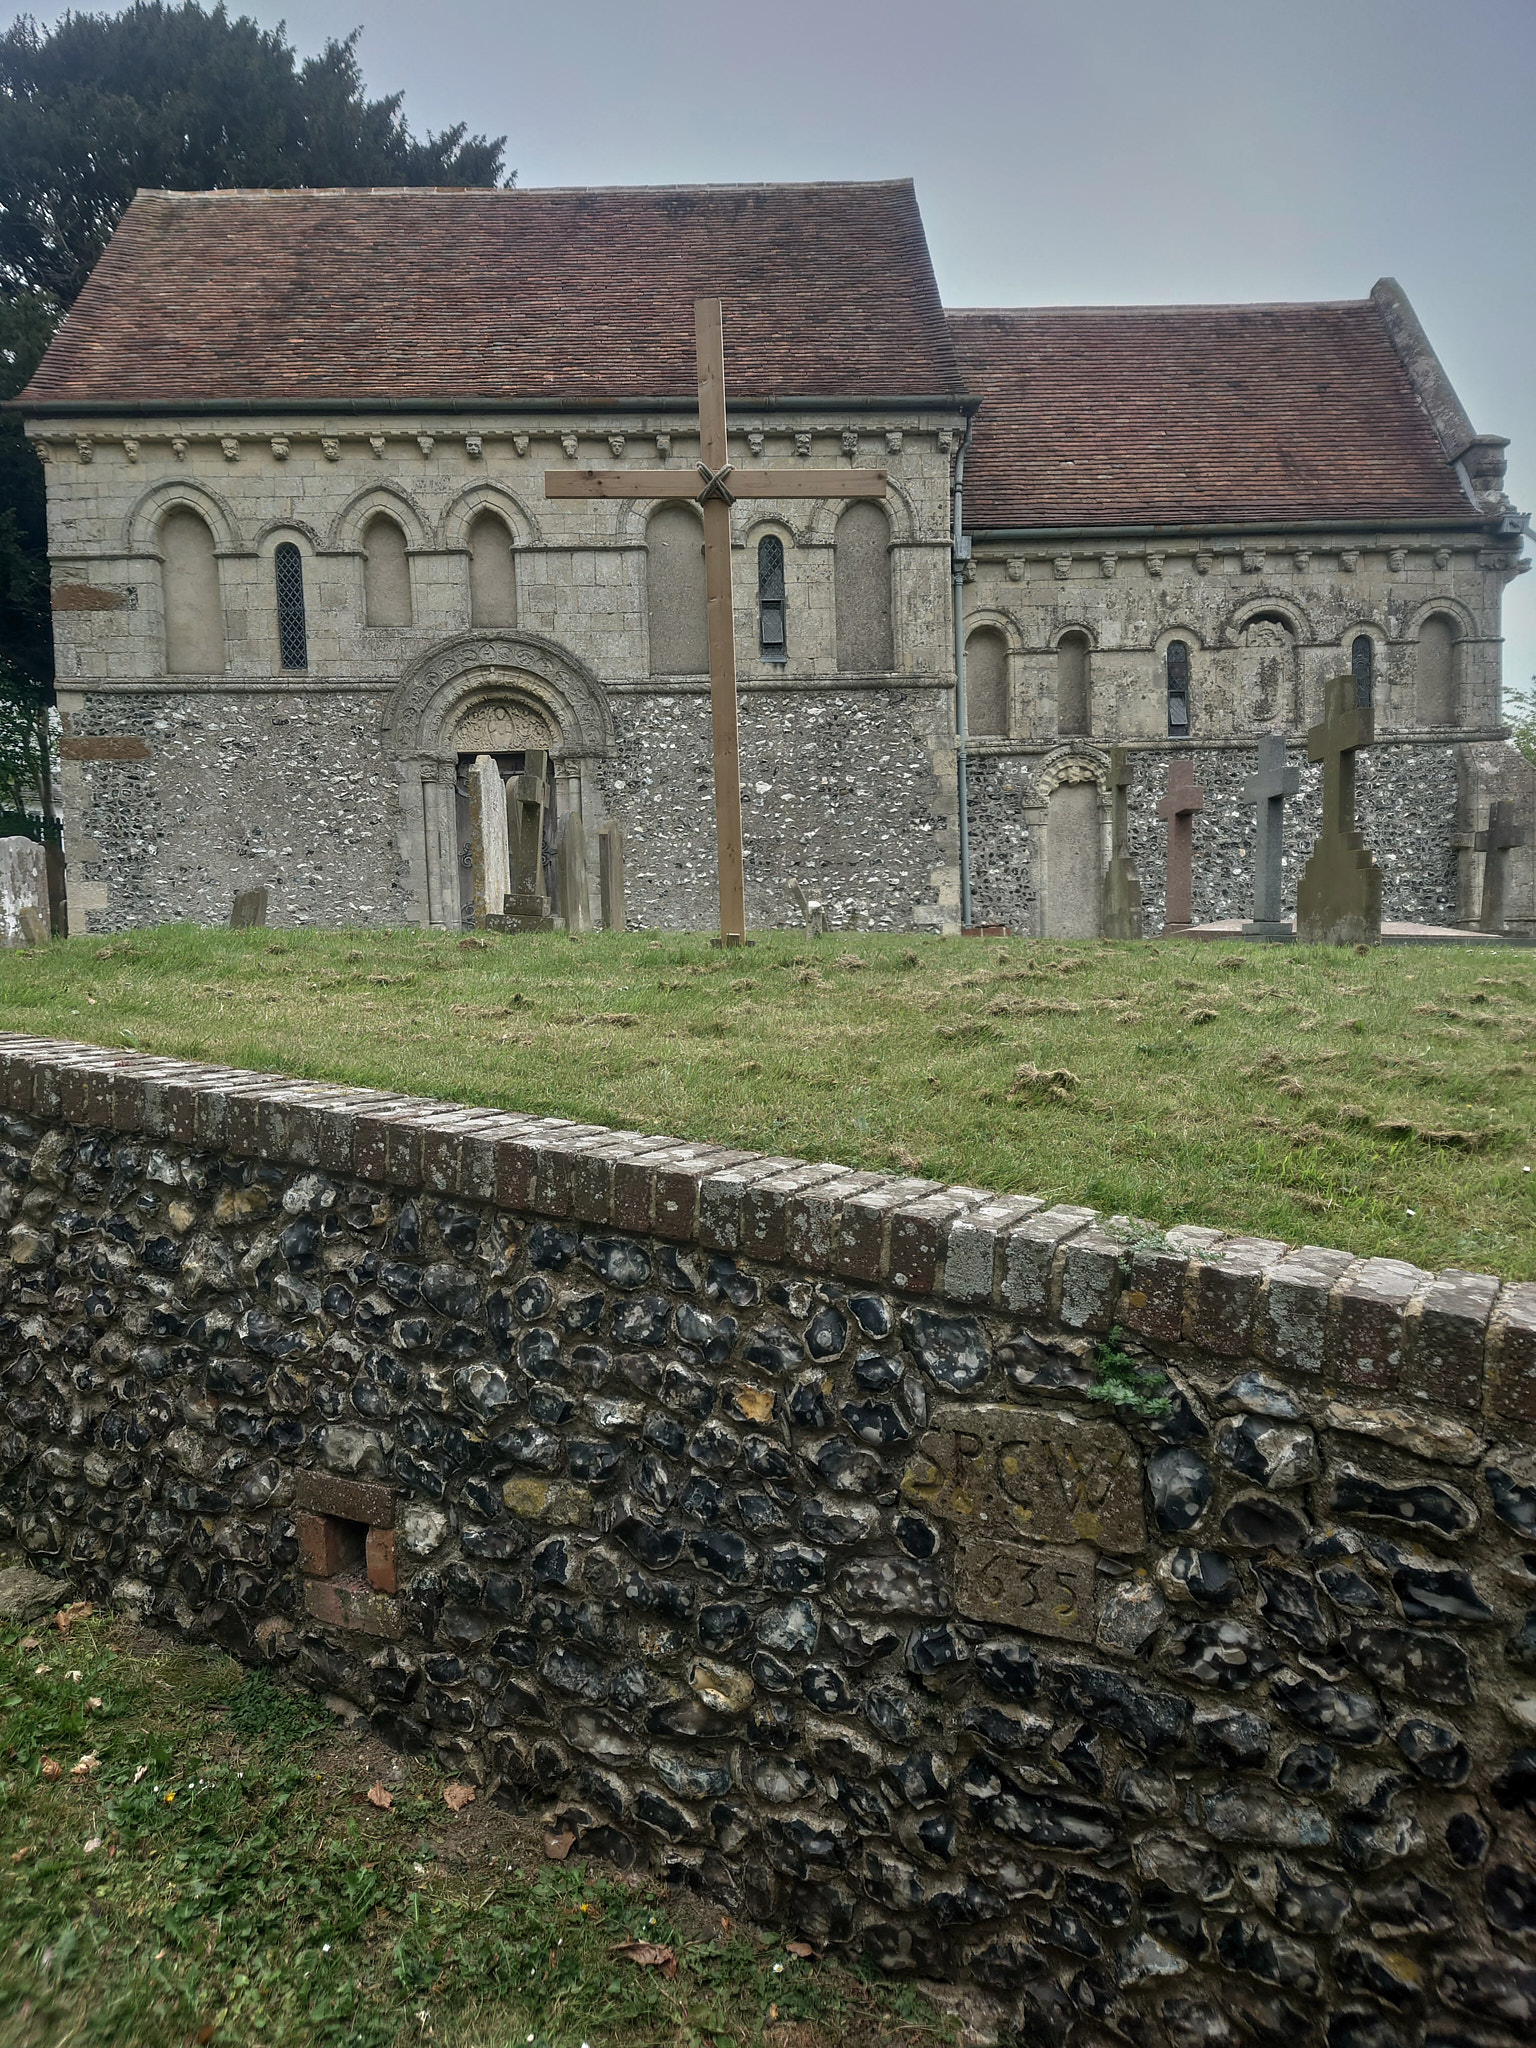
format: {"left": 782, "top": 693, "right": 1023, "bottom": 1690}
{"left": 545, "top": 467, "right": 887, "bottom": 502}
{"left": 727, "top": 469, "right": 887, "bottom": 499}
{"left": 545, "top": 470, "right": 699, "bottom": 499}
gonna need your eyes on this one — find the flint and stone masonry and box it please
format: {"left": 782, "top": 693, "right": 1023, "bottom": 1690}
{"left": 1, "top": 1034, "right": 1534, "bottom": 2040}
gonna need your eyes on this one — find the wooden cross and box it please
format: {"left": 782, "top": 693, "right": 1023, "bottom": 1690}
{"left": 546, "top": 298, "right": 887, "bottom": 944}
{"left": 1477, "top": 797, "right": 1528, "bottom": 934}
{"left": 1156, "top": 758, "right": 1205, "bottom": 933}
{"left": 1242, "top": 732, "right": 1301, "bottom": 932}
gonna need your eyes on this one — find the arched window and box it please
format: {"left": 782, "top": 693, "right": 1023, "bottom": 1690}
{"left": 966, "top": 627, "right": 1008, "bottom": 737}
{"left": 468, "top": 510, "right": 517, "bottom": 628}
{"left": 274, "top": 542, "right": 308, "bottom": 672}
{"left": 834, "top": 502, "right": 893, "bottom": 673}
{"left": 1351, "top": 634, "right": 1374, "bottom": 709}
{"left": 1057, "top": 631, "right": 1090, "bottom": 736}
{"left": 758, "top": 535, "right": 787, "bottom": 663}
{"left": 158, "top": 507, "right": 224, "bottom": 675}
{"left": 363, "top": 513, "right": 413, "bottom": 627}
{"left": 646, "top": 503, "right": 707, "bottom": 675}
{"left": 1166, "top": 640, "right": 1191, "bottom": 736}
{"left": 1417, "top": 614, "right": 1458, "bottom": 726}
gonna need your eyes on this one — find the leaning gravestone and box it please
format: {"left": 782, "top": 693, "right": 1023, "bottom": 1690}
{"left": 598, "top": 821, "right": 626, "bottom": 932}
{"left": 1477, "top": 798, "right": 1527, "bottom": 935}
{"left": 500, "top": 751, "right": 555, "bottom": 932}
{"left": 555, "top": 811, "right": 591, "bottom": 932}
{"left": 1100, "top": 746, "right": 1143, "bottom": 940}
{"left": 1242, "top": 733, "right": 1301, "bottom": 940}
{"left": 1156, "top": 759, "right": 1204, "bottom": 934}
{"left": 1295, "top": 673, "right": 1381, "bottom": 946}
{"left": 468, "top": 753, "right": 511, "bottom": 927}
{"left": 0, "top": 835, "right": 49, "bottom": 947}
{"left": 229, "top": 886, "right": 268, "bottom": 929}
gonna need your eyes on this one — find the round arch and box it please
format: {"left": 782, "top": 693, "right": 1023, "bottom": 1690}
{"left": 438, "top": 482, "right": 541, "bottom": 552}
{"left": 1034, "top": 744, "right": 1110, "bottom": 801}
{"left": 1221, "top": 595, "right": 1316, "bottom": 646}
{"left": 1048, "top": 620, "right": 1099, "bottom": 653}
{"left": 326, "top": 482, "right": 433, "bottom": 553}
{"left": 252, "top": 516, "right": 326, "bottom": 556}
{"left": 1401, "top": 594, "right": 1480, "bottom": 642}
{"left": 123, "top": 478, "right": 245, "bottom": 557}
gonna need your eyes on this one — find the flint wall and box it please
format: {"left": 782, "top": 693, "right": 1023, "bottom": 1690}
{"left": 1, "top": 1035, "right": 1534, "bottom": 2046}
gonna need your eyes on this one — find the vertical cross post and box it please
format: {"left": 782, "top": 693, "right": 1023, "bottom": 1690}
{"left": 1242, "top": 733, "right": 1301, "bottom": 940}
{"left": 1295, "top": 673, "right": 1382, "bottom": 946}
{"left": 694, "top": 299, "right": 746, "bottom": 946}
{"left": 1101, "top": 745, "right": 1143, "bottom": 940}
{"left": 1476, "top": 797, "right": 1528, "bottom": 934}
{"left": 1156, "top": 758, "right": 1205, "bottom": 934}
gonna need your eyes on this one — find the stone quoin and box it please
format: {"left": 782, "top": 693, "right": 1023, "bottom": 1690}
{"left": 11, "top": 183, "right": 1531, "bottom": 939}
{"left": 1, "top": 1033, "right": 1534, "bottom": 2033}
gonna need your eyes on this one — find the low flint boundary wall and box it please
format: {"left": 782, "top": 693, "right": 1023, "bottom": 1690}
{"left": 1, "top": 1033, "right": 1534, "bottom": 2046}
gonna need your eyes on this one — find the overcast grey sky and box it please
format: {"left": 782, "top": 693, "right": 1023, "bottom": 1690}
{"left": 28, "top": 0, "right": 1536, "bottom": 687}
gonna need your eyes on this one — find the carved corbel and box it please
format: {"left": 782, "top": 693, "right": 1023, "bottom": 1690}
{"left": 172, "top": 437, "right": 189, "bottom": 462}
{"left": 219, "top": 436, "right": 240, "bottom": 462}
{"left": 654, "top": 434, "right": 671, "bottom": 459}
{"left": 417, "top": 434, "right": 436, "bottom": 459}
{"left": 885, "top": 428, "right": 903, "bottom": 454}
{"left": 1387, "top": 548, "right": 1406, "bottom": 574}
{"left": 270, "top": 436, "right": 291, "bottom": 461}
{"left": 1195, "top": 551, "right": 1213, "bottom": 575}
{"left": 321, "top": 438, "right": 340, "bottom": 462}
{"left": 464, "top": 434, "right": 483, "bottom": 460}
{"left": 512, "top": 434, "right": 530, "bottom": 457}
{"left": 1099, "top": 553, "right": 1118, "bottom": 579}
{"left": 1434, "top": 547, "right": 1452, "bottom": 570}
{"left": 794, "top": 432, "right": 812, "bottom": 459}
{"left": 560, "top": 433, "right": 579, "bottom": 458}
{"left": 1053, "top": 555, "right": 1072, "bottom": 581}
{"left": 1242, "top": 549, "right": 1265, "bottom": 573}
{"left": 1146, "top": 552, "right": 1165, "bottom": 577}
{"left": 121, "top": 437, "right": 140, "bottom": 464}
{"left": 841, "top": 429, "right": 860, "bottom": 458}
{"left": 1340, "top": 549, "right": 1360, "bottom": 572}
{"left": 608, "top": 434, "right": 626, "bottom": 457}
{"left": 1006, "top": 557, "right": 1025, "bottom": 582}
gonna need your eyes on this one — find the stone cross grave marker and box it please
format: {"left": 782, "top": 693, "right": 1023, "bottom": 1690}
{"left": 1242, "top": 733, "right": 1301, "bottom": 940}
{"left": 467, "top": 753, "right": 511, "bottom": 927}
{"left": 1295, "top": 673, "right": 1381, "bottom": 947}
{"left": 598, "top": 821, "right": 626, "bottom": 932}
{"left": 1156, "top": 759, "right": 1205, "bottom": 934}
{"left": 229, "top": 886, "right": 268, "bottom": 929}
{"left": 1477, "top": 798, "right": 1528, "bottom": 935}
{"left": 1101, "top": 745, "right": 1143, "bottom": 940}
{"left": 555, "top": 811, "right": 591, "bottom": 932}
{"left": 502, "top": 750, "right": 554, "bottom": 932}
{"left": 547, "top": 297, "right": 886, "bottom": 945}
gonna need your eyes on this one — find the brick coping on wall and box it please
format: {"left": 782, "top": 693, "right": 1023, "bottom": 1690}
{"left": 0, "top": 1031, "right": 1531, "bottom": 1423}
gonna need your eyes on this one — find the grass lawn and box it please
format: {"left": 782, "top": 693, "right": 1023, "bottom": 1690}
{"left": 0, "top": 922, "right": 1534, "bottom": 1276}
{"left": 0, "top": 1597, "right": 953, "bottom": 2048}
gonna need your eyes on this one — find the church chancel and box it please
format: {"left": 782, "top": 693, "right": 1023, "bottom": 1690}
{"left": 15, "top": 180, "right": 1531, "bottom": 938}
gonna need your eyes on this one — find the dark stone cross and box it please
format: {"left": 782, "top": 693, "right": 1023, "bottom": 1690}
{"left": 1101, "top": 746, "right": 1144, "bottom": 940}
{"left": 1242, "top": 733, "right": 1301, "bottom": 940}
{"left": 1295, "top": 673, "right": 1381, "bottom": 946}
{"left": 1157, "top": 758, "right": 1205, "bottom": 933}
{"left": 1476, "top": 798, "right": 1528, "bottom": 934}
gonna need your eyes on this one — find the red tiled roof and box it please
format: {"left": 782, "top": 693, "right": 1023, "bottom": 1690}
{"left": 21, "top": 181, "right": 963, "bottom": 410}
{"left": 948, "top": 301, "right": 1473, "bottom": 530}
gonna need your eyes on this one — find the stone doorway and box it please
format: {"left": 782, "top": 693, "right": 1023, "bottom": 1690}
{"left": 452, "top": 748, "right": 556, "bottom": 928}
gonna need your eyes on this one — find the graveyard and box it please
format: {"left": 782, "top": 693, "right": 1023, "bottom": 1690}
{"left": 1, "top": 921, "right": 1534, "bottom": 1276}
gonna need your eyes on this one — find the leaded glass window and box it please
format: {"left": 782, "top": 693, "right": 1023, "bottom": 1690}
{"left": 758, "top": 535, "right": 786, "bottom": 662}
{"left": 1167, "top": 639, "right": 1191, "bottom": 736}
{"left": 275, "top": 542, "right": 308, "bottom": 671}
{"left": 1351, "top": 633, "right": 1374, "bottom": 708}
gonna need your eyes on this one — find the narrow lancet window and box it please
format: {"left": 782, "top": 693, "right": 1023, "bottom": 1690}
{"left": 1351, "top": 634, "right": 1374, "bottom": 708}
{"left": 275, "top": 542, "right": 308, "bottom": 672}
{"left": 1167, "top": 640, "right": 1191, "bottom": 736}
{"left": 758, "top": 535, "right": 787, "bottom": 662}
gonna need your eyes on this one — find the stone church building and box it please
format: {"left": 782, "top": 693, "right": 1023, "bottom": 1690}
{"left": 15, "top": 180, "right": 1531, "bottom": 937}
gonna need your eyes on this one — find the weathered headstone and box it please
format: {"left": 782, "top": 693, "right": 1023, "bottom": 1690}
{"left": 0, "top": 835, "right": 49, "bottom": 947}
{"left": 1477, "top": 798, "right": 1527, "bottom": 934}
{"left": 791, "top": 882, "right": 830, "bottom": 936}
{"left": 1242, "top": 733, "right": 1301, "bottom": 940}
{"left": 229, "top": 886, "right": 268, "bottom": 929}
{"left": 1100, "top": 746, "right": 1143, "bottom": 940}
{"left": 598, "top": 821, "right": 626, "bottom": 932}
{"left": 17, "top": 907, "right": 48, "bottom": 947}
{"left": 1296, "top": 673, "right": 1381, "bottom": 947}
{"left": 555, "top": 810, "right": 591, "bottom": 932}
{"left": 467, "top": 753, "right": 511, "bottom": 927}
{"left": 1156, "top": 759, "right": 1205, "bottom": 934}
{"left": 501, "top": 750, "right": 554, "bottom": 931}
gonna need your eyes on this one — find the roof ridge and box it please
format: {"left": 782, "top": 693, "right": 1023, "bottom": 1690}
{"left": 947, "top": 297, "right": 1373, "bottom": 319}
{"left": 134, "top": 177, "right": 917, "bottom": 202}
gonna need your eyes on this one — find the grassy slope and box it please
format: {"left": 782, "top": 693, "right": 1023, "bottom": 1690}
{"left": 0, "top": 924, "right": 1533, "bottom": 1275}
{"left": 0, "top": 1603, "right": 948, "bottom": 2048}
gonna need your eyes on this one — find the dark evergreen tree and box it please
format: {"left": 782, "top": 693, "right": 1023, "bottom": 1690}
{"left": 0, "top": 3, "right": 508, "bottom": 833}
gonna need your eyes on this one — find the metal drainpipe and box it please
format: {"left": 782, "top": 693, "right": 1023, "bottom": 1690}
{"left": 952, "top": 417, "right": 975, "bottom": 930}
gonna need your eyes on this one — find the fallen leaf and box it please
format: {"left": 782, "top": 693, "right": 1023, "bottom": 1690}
{"left": 55, "top": 1601, "right": 92, "bottom": 1635}
{"left": 612, "top": 1939, "right": 678, "bottom": 1978}
{"left": 366, "top": 1781, "right": 393, "bottom": 1810}
{"left": 9, "top": 1846, "right": 30, "bottom": 1863}
{"left": 71, "top": 1752, "right": 101, "bottom": 1778}
{"left": 785, "top": 1939, "right": 818, "bottom": 1959}
{"left": 543, "top": 1828, "right": 575, "bottom": 1861}
{"left": 40, "top": 1758, "right": 61, "bottom": 1782}
{"left": 443, "top": 1781, "right": 476, "bottom": 1813}
{"left": 83, "top": 1836, "right": 102, "bottom": 1855}
{"left": 132, "top": 1764, "right": 149, "bottom": 1784}
{"left": 19, "top": 1634, "right": 39, "bottom": 1652}
{"left": 195, "top": 2025, "right": 216, "bottom": 2045}
{"left": 87, "top": 1697, "right": 103, "bottom": 1711}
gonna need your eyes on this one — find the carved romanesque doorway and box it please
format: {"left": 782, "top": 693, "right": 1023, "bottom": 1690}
{"left": 449, "top": 699, "right": 557, "bottom": 928}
